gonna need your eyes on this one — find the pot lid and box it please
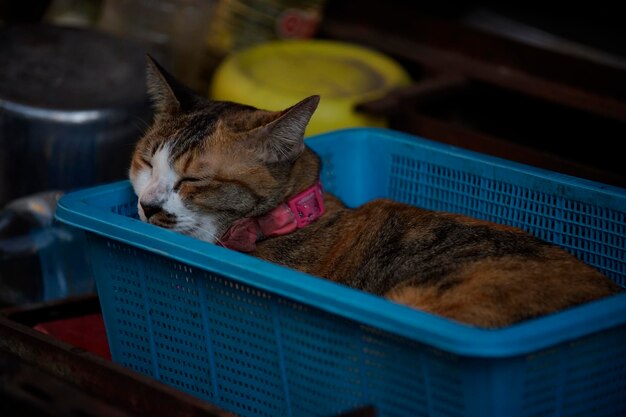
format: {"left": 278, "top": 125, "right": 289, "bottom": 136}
{"left": 0, "top": 25, "right": 149, "bottom": 111}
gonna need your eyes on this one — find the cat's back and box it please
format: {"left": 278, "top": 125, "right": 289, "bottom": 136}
{"left": 257, "top": 197, "right": 620, "bottom": 327}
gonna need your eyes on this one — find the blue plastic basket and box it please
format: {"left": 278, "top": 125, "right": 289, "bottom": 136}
{"left": 56, "top": 128, "right": 626, "bottom": 417}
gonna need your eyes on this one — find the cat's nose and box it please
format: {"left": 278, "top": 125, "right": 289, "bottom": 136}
{"left": 140, "top": 202, "right": 162, "bottom": 220}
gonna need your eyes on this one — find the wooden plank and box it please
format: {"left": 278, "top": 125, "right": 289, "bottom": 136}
{"left": 320, "top": 2, "right": 626, "bottom": 100}
{"left": 0, "top": 317, "right": 236, "bottom": 417}
{"left": 391, "top": 112, "right": 626, "bottom": 187}
{"left": 323, "top": 21, "right": 626, "bottom": 124}
{"left": 356, "top": 75, "right": 467, "bottom": 116}
{"left": 1, "top": 348, "right": 133, "bottom": 417}
{"left": 1, "top": 293, "right": 101, "bottom": 326}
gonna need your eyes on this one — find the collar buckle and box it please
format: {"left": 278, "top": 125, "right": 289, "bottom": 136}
{"left": 287, "top": 181, "right": 325, "bottom": 228}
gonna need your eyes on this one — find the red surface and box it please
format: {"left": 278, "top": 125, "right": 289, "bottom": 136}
{"left": 34, "top": 313, "right": 111, "bottom": 360}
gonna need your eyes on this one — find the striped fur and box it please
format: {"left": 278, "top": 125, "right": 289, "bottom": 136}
{"left": 129, "top": 58, "right": 620, "bottom": 328}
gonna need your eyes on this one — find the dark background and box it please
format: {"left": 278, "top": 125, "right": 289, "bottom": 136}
{"left": 2, "top": 0, "right": 625, "bottom": 187}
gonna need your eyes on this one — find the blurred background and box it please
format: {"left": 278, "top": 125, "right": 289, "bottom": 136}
{"left": 1, "top": 0, "right": 626, "bottom": 307}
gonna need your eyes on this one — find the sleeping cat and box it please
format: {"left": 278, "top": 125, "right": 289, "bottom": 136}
{"left": 130, "top": 57, "right": 620, "bottom": 327}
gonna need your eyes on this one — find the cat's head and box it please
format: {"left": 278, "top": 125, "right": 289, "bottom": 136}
{"left": 129, "top": 57, "right": 320, "bottom": 243}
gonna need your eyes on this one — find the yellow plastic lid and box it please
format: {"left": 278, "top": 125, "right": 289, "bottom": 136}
{"left": 210, "top": 40, "right": 411, "bottom": 136}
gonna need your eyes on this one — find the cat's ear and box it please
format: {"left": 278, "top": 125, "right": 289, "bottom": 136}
{"left": 146, "top": 55, "right": 199, "bottom": 119}
{"left": 246, "top": 95, "right": 320, "bottom": 163}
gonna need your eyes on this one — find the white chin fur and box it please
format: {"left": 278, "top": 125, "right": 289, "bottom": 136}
{"left": 189, "top": 219, "right": 220, "bottom": 244}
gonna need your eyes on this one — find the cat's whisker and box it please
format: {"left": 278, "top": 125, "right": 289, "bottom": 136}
{"left": 189, "top": 224, "right": 224, "bottom": 246}
{"left": 132, "top": 115, "right": 152, "bottom": 132}
{"left": 147, "top": 216, "right": 225, "bottom": 246}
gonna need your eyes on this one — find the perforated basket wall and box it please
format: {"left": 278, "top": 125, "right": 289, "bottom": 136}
{"left": 57, "top": 128, "right": 626, "bottom": 417}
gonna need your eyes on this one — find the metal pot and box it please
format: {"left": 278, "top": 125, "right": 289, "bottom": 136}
{"left": 0, "top": 25, "right": 153, "bottom": 207}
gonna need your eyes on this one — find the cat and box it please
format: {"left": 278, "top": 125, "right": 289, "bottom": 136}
{"left": 129, "top": 57, "right": 620, "bottom": 328}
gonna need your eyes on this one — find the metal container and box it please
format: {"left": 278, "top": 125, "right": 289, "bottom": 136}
{"left": 0, "top": 25, "right": 152, "bottom": 207}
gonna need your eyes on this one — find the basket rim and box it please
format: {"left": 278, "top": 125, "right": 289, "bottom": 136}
{"left": 56, "top": 128, "right": 626, "bottom": 358}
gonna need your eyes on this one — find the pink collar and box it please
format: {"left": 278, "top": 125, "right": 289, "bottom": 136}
{"left": 219, "top": 181, "right": 325, "bottom": 252}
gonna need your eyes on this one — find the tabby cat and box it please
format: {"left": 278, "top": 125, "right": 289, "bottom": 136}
{"left": 130, "top": 57, "right": 620, "bottom": 328}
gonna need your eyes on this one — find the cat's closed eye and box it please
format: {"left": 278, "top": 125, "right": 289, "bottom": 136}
{"left": 174, "top": 177, "right": 203, "bottom": 191}
{"left": 140, "top": 157, "right": 152, "bottom": 168}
